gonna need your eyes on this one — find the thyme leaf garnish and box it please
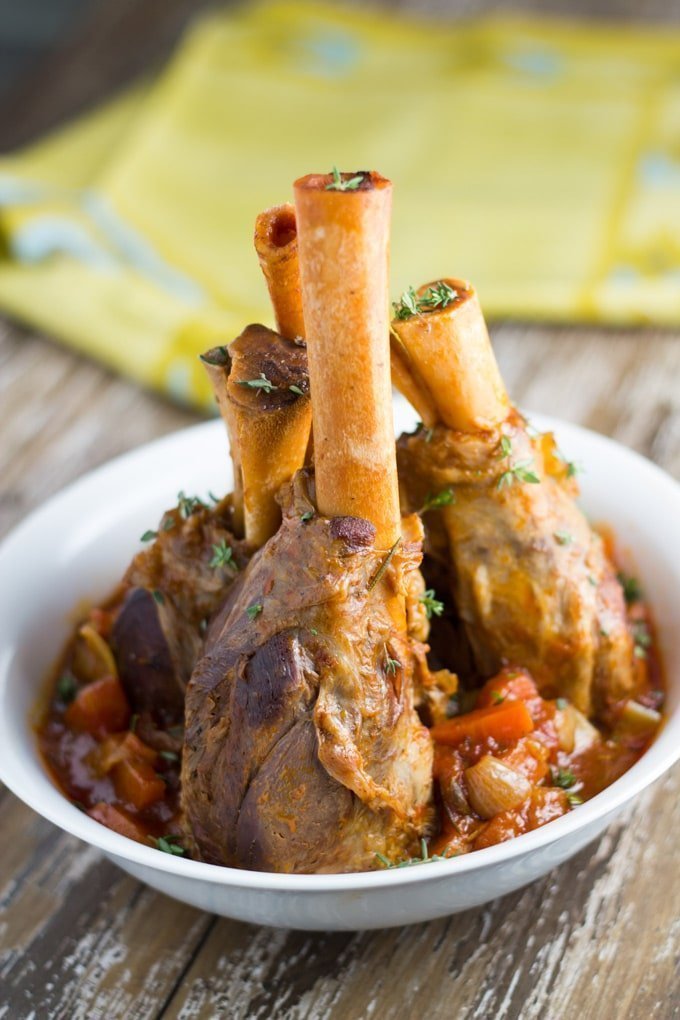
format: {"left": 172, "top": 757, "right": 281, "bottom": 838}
{"left": 419, "top": 589, "right": 445, "bottom": 619}
{"left": 421, "top": 488, "right": 455, "bottom": 512}
{"left": 367, "top": 538, "right": 401, "bottom": 592}
{"left": 375, "top": 838, "right": 456, "bottom": 869}
{"left": 177, "top": 491, "right": 206, "bottom": 519}
{"left": 151, "top": 835, "right": 185, "bottom": 856}
{"left": 56, "top": 674, "right": 77, "bottom": 704}
{"left": 237, "top": 373, "right": 277, "bottom": 394}
{"left": 392, "top": 282, "right": 457, "bottom": 320}
{"left": 618, "top": 572, "right": 642, "bottom": 605}
{"left": 209, "top": 539, "right": 237, "bottom": 570}
{"left": 325, "top": 166, "right": 366, "bottom": 191}
{"left": 552, "top": 767, "right": 577, "bottom": 789}
{"left": 497, "top": 459, "right": 541, "bottom": 489}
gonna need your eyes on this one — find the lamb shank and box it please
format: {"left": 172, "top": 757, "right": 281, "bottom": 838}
{"left": 181, "top": 171, "right": 434, "bottom": 872}
{"left": 391, "top": 279, "right": 635, "bottom": 719}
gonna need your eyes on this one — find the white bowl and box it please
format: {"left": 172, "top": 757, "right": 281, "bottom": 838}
{"left": 1, "top": 399, "right": 679, "bottom": 931}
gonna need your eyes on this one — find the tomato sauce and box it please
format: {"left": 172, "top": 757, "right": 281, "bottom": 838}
{"left": 37, "top": 571, "right": 664, "bottom": 866}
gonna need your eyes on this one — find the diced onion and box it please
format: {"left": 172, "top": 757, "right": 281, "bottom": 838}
{"left": 555, "top": 704, "right": 599, "bottom": 754}
{"left": 464, "top": 755, "right": 532, "bottom": 819}
{"left": 73, "top": 622, "right": 118, "bottom": 681}
{"left": 616, "top": 699, "right": 662, "bottom": 739}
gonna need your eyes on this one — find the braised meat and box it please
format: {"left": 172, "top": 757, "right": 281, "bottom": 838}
{"left": 110, "top": 495, "right": 248, "bottom": 728}
{"left": 182, "top": 476, "right": 432, "bottom": 871}
{"left": 181, "top": 171, "right": 434, "bottom": 872}
{"left": 392, "top": 279, "right": 635, "bottom": 718}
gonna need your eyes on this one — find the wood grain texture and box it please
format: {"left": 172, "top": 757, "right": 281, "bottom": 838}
{"left": 1, "top": 0, "right": 679, "bottom": 1017}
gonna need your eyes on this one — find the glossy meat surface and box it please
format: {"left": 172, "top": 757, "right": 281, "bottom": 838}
{"left": 181, "top": 474, "right": 433, "bottom": 872}
{"left": 111, "top": 497, "right": 250, "bottom": 727}
{"left": 397, "top": 411, "right": 635, "bottom": 717}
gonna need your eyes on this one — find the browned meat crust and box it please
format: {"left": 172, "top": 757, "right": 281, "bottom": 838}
{"left": 181, "top": 474, "right": 433, "bottom": 873}
{"left": 397, "top": 411, "right": 635, "bottom": 718}
{"left": 111, "top": 496, "right": 250, "bottom": 728}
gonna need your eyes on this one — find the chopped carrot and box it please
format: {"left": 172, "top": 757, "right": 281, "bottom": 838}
{"left": 65, "top": 676, "right": 130, "bottom": 737}
{"left": 430, "top": 699, "right": 534, "bottom": 748}
{"left": 477, "top": 667, "right": 539, "bottom": 710}
{"left": 500, "top": 738, "right": 550, "bottom": 785}
{"left": 112, "top": 759, "right": 166, "bottom": 811}
{"left": 88, "top": 802, "right": 149, "bottom": 843}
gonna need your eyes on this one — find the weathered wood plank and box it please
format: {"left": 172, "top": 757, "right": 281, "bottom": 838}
{"left": 157, "top": 773, "right": 679, "bottom": 1020}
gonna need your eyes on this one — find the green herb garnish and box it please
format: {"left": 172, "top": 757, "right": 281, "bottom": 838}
{"left": 325, "top": 166, "right": 366, "bottom": 191}
{"left": 140, "top": 529, "right": 157, "bottom": 542}
{"left": 419, "top": 589, "right": 444, "bottom": 619}
{"left": 392, "top": 282, "right": 457, "bottom": 320}
{"left": 554, "top": 530, "right": 573, "bottom": 546}
{"left": 152, "top": 589, "right": 165, "bottom": 605}
{"left": 237, "top": 373, "right": 277, "bottom": 394}
{"left": 556, "top": 697, "right": 569, "bottom": 710}
{"left": 367, "top": 538, "right": 401, "bottom": 592}
{"left": 56, "top": 674, "right": 77, "bottom": 704}
{"left": 567, "top": 792, "right": 583, "bottom": 807}
{"left": 384, "top": 651, "right": 401, "bottom": 676}
{"left": 177, "top": 491, "right": 206, "bottom": 519}
{"left": 633, "top": 620, "right": 651, "bottom": 659}
{"left": 375, "top": 838, "right": 455, "bottom": 869}
{"left": 498, "top": 459, "right": 541, "bottom": 490}
{"left": 421, "top": 488, "right": 455, "bottom": 512}
{"left": 162, "top": 517, "right": 176, "bottom": 532}
{"left": 247, "top": 603, "right": 263, "bottom": 620}
{"left": 490, "top": 690, "right": 505, "bottom": 705}
{"left": 159, "top": 750, "right": 180, "bottom": 763}
{"left": 300, "top": 510, "right": 314, "bottom": 522}
{"left": 288, "top": 384, "right": 305, "bottom": 396}
{"left": 552, "top": 767, "right": 577, "bottom": 789}
{"left": 417, "top": 281, "right": 458, "bottom": 312}
{"left": 151, "top": 835, "right": 185, "bottom": 856}
{"left": 199, "top": 345, "right": 229, "bottom": 366}
{"left": 392, "top": 286, "right": 419, "bottom": 320}
{"left": 209, "top": 539, "right": 236, "bottom": 570}
{"left": 498, "top": 435, "right": 513, "bottom": 459}
{"left": 618, "top": 572, "right": 642, "bottom": 605}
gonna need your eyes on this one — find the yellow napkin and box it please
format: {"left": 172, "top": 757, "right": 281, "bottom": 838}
{"left": 1, "top": 1, "right": 679, "bottom": 411}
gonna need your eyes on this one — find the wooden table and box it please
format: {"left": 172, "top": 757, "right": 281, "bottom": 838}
{"left": 1, "top": 3, "right": 679, "bottom": 1018}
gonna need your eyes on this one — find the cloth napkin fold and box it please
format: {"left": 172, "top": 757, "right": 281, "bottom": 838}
{"left": 1, "top": 0, "right": 678, "bottom": 410}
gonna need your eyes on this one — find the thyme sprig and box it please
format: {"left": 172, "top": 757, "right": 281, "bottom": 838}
{"left": 618, "top": 571, "right": 642, "bottom": 605}
{"left": 421, "top": 488, "right": 455, "bottom": 512}
{"left": 367, "top": 538, "right": 401, "bottom": 592}
{"left": 325, "top": 166, "right": 366, "bottom": 191}
{"left": 375, "top": 838, "right": 456, "bottom": 869}
{"left": 419, "top": 589, "right": 445, "bottom": 619}
{"left": 498, "top": 459, "right": 541, "bottom": 490}
{"left": 151, "top": 835, "right": 185, "bottom": 856}
{"left": 237, "top": 373, "right": 277, "bottom": 394}
{"left": 177, "top": 491, "right": 207, "bottom": 519}
{"left": 392, "top": 281, "right": 458, "bottom": 320}
{"left": 209, "top": 539, "right": 237, "bottom": 570}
